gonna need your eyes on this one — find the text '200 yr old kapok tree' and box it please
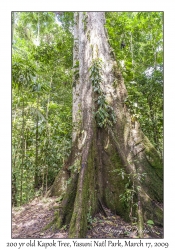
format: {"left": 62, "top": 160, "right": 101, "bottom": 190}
{"left": 48, "top": 12, "right": 163, "bottom": 238}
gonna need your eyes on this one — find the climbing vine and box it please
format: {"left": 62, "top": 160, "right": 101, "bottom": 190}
{"left": 115, "top": 167, "right": 146, "bottom": 233}
{"left": 89, "top": 59, "right": 116, "bottom": 128}
{"left": 82, "top": 12, "right": 88, "bottom": 32}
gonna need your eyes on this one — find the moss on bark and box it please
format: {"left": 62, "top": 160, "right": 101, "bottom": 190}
{"left": 140, "top": 190, "right": 163, "bottom": 226}
{"left": 55, "top": 173, "right": 78, "bottom": 228}
{"left": 47, "top": 169, "right": 69, "bottom": 197}
{"left": 69, "top": 140, "right": 98, "bottom": 238}
{"left": 103, "top": 142, "right": 130, "bottom": 220}
{"left": 49, "top": 123, "right": 163, "bottom": 237}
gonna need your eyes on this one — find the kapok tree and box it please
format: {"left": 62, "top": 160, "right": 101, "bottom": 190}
{"left": 47, "top": 12, "right": 163, "bottom": 238}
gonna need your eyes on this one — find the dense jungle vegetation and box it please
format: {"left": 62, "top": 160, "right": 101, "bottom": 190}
{"left": 12, "top": 12, "right": 163, "bottom": 207}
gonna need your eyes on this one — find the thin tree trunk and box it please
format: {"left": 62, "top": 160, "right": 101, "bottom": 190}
{"left": 34, "top": 93, "right": 39, "bottom": 188}
{"left": 49, "top": 12, "right": 163, "bottom": 238}
{"left": 44, "top": 77, "right": 52, "bottom": 194}
{"left": 12, "top": 12, "right": 16, "bottom": 44}
{"left": 37, "top": 12, "right": 40, "bottom": 45}
{"left": 20, "top": 97, "right": 25, "bottom": 205}
{"left": 130, "top": 31, "right": 134, "bottom": 66}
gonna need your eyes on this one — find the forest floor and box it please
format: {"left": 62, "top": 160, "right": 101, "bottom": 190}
{"left": 12, "top": 197, "right": 163, "bottom": 239}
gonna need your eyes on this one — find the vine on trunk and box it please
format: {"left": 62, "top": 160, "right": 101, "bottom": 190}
{"left": 89, "top": 59, "right": 116, "bottom": 128}
{"left": 115, "top": 167, "right": 146, "bottom": 237}
{"left": 82, "top": 12, "right": 88, "bottom": 32}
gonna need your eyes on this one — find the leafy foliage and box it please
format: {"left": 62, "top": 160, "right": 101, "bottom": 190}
{"left": 12, "top": 12, "right": 73, "bottom": 206}
{"left": 105, "top": 12, "right": 163, "bottom": 156}
{"left": 116, "top": 168, "right": 147, "bottom": 223}
{"left": 89, "top": 59, "right": 116, "bottom": 128}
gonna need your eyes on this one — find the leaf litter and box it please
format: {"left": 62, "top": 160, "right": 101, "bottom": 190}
{"left": 12, "top": 197, "right": 163, "bottom": 239}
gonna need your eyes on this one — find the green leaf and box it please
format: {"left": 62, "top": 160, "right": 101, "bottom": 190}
{"left": 147, "top": 220, "right": 154, "bottom": 225}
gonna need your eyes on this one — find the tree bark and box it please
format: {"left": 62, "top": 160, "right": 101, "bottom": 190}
{"left": 49, "top": 12, "right": 163, "bottom": 238}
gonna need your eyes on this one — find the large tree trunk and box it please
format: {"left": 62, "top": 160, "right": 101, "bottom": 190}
{"left": 48, "top": 12, "right": 163, "bottom": 238}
